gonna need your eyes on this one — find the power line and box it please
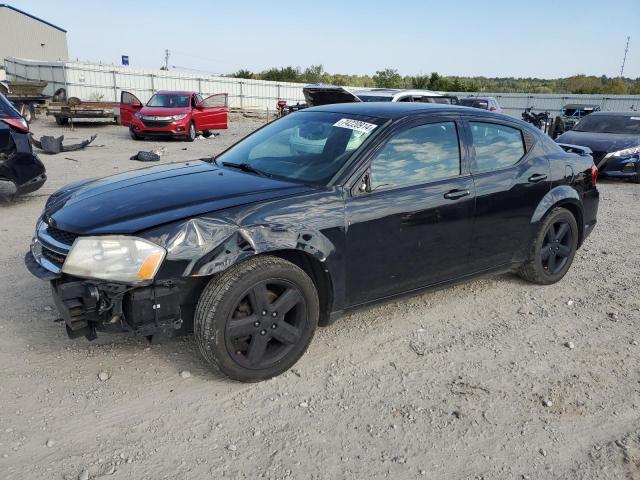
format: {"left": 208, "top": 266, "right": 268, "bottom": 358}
{"left": 620, "top": 36, "right": 630, "bottom": 77}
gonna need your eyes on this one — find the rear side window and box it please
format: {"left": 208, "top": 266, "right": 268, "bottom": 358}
{"left": 469, "top": 122, "right": 525, "bottom": 172}
{"left": 370, "top": 122, "right": 461, "bottom": 190}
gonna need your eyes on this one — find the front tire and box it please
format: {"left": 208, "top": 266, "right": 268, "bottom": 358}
{"left": 129, "top": 127, "right": 143, "bottom": 140}
{"left": 194, "top": 256, "right": 319, "bottom": 382}
{"left": 186, "top": 121, "right": 196, "bottom": 142}
{"left": 518, "top": 207, "right": 578, "bottom": 285}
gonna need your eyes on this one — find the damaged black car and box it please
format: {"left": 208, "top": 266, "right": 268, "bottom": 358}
{"left": 0, "top": 93, "right": 46, "bottom": 197}
{"left": 26, "top": 103, "right": 599, "bottom": 382}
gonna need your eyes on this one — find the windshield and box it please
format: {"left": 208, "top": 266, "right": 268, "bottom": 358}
{"left": 563, "top": 107, "right": 594, "bottom": 117}
{"left": 147, "top": 93, "right": 190, "bottom": 108}
{"left": 573, "top": 115, "right": 640, "bottom": 134}
{"left": 0, "top": 94, "right": 20, "bottom": 119}
{"left": 216, "top": 111, "right": 385, "bottom": 185}
{"left": 357, "top": 95, "right": 394, "bottom": 102}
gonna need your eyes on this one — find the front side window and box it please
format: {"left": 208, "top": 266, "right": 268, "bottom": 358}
{"left": 217, "top": 111, "right": 383, "bottom": 185}
{"left": 470, "top": 122, "right": 525, "bottom": 172}
{"left": 369, "top": 122, "right": 461, "bottom": 191}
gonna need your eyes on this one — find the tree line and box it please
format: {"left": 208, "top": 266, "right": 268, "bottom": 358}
{"left": 229, "top": 65, "right": 640, "bottom": 95}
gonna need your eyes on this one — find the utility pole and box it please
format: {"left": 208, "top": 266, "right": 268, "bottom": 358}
{"left": 164, "top": 49, "right": 170, "bottom": 70}
{"left": 620, "top": 36, "right": 630, "bottom": 77}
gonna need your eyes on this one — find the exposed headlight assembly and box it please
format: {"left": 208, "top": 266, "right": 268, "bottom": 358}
{"left": 170, "top": 114, "right": 187, "bottom": 121}
{"left": 605, "top": 145, "right": 640, "bottom": 159}
{"left": 62, "top": 236, "right": 166, "bottom": 284}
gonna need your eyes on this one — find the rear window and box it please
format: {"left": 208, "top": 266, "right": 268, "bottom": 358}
{"left": 357, "top": 95, "right": 394, "bottom": 102}
{"left": 573, "top": 115, "right": 640, "bottom": 134}
{"left": 460, "top": 99, "right": 489, "bottom": 109}
{"left": 0, "top": 95, "right": 20, "bottom": 119}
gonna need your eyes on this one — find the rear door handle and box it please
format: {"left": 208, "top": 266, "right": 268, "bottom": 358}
{"left": 528, "top": 173, "right": 548, "bottom": 183}
{"left": 443, "top": 189, "right": 470, "bottom": 200}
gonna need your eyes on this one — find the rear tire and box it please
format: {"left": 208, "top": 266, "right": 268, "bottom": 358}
{"left": 194, "top": 256, "right": 319, "bottom": 382}
{"left": 518, "top": 207, "right": 578, "bottom": 285}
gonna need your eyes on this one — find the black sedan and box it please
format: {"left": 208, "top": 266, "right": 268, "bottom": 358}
{"left": 0, "top": 93, "right": 46, "bottom": 196}
{"left": 26, "top": 103, "right": 599, "bottom": 382}
{"left": 556, "top": 112, "right": 640, "bottom": 183}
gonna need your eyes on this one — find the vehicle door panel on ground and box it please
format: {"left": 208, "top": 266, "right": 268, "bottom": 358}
{"left": 196, "top": 93, "right": 229, "bottom": 130}
{"left": 345, "top": 119, "right": 475, "bottom": 306}
{"left": 119, "top": 91, "right": 143, "bottom": 127}
{"left": 465, "top": 118, "right": 551, "bottom": 270}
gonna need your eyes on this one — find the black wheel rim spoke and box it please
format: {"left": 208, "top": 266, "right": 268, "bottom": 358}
{"left": 545, "top": 225, "right": 556, "bottom": 243}
{"left": 247, "top": 283, "right": 269, "bottom": 313}
{"left": 272, "top": 288, "right": 302, "bottom": 316}
{"left": 556, "top": 245, "right": 571, "bottom": 258}
{"left": 547, "top": 252, "right": 557, "bottom": 272}
{"left": 247, "top": 334, "right": 268, "bottom": 365}
{"left": 227, "top": 315, "right": 258, "bottom": 338}
{"left": 540, "top": 245, "right": 552, "bottom": 260}
{"left": 555, "top": 223, "right": 569, "bottom": 242}
{"left": 271, "top": 322, "right": 300, "bottom": 345}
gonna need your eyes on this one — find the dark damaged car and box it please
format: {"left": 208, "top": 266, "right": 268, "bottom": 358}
{"left": 0, "top": 93, "right": 46, "bottom": 197}
{"left": 556, "top": 112, "right": 640, "bottom": 183}
{"left": 26, "top": 103, "right": 599, "bottom": 382}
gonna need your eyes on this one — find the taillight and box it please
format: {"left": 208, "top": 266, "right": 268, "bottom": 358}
{"left": 2, "top": 117, "right": 29, "bottom": 133}
{"left": 590, "top": 164, "right": 598, "bottom": 187}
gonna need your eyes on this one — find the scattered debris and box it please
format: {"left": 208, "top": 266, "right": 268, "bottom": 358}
{"left": 227, "top": 444, "right": 237, "bottom": 452}
{"left": 179, "top": 370, "right": 191, "bottom": 379}
{"left": 450, "top": 378, "right": 490, "bottom": 396}
{"left": 97, "top": 371, "right": 110, "bottom": 382}
{"left": 566, "top": 300, "right": 574, "bottom": 307}
{"left": 78, "top": 469, "right": 89, "bottom": 480}
{"left": 518, "top": 305, "right": 533, "bottom": 315}
{"left": 299, "top": 401, "right": 309, "bottom": 408}
{"left": 565, "top": 341, "right": 575, "bottom": 349}
{"left": 64, "top": 157, "right": 79, "bottom": 163}
{"left": 130, "top": 146, "right": 167, "bottom": 162}
{"left": 30, "top": 134, "right": 97, "bottom": 154}
{"left": 543, "top": 399, "right": 553, "bottom": 407}
{"left": 46, "top": 439, "right": 55, "bottom": 448}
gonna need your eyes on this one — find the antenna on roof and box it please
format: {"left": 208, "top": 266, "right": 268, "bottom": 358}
{"left": 619, "top": 36, "right": 630, "bottom": 77}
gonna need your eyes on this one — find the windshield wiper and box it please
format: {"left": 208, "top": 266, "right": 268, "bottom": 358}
{"left": 221, "top": 162, "right": 270, "bottom": 177}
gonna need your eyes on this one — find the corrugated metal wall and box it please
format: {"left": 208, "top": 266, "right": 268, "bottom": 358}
{"left": 6, "top": 58, "right": 640, "bottom": 116}
{"left": 0, "top": 8, "right": 68, "bottom": 62}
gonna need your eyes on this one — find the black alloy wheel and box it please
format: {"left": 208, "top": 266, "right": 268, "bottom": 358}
{"left": 186, "top": 121, "right": 196, "bottom": 142}
{"left": 518, "top": 207, "right": 578, "bottom": 285}
{"left": 540, "top": 220, "right": 573, "bottom": 275}
{"left": 225, "top": 280, "right": 307, "bottom": 370}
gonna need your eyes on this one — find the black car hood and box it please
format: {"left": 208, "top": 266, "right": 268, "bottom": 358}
{"left": 555, "top": 130, "right": 640, "bottom": 153}
{"left": 44, "top": 161, "right": 313, "bottom": 234}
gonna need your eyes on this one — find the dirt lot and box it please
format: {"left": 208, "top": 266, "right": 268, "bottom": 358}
{"left": 1, "top": 116, "right": 639, "bottom": 480}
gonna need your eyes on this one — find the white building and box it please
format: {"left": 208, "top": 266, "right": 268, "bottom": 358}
{"left": 0, "top": 4, "right": 68, "bottom": 63}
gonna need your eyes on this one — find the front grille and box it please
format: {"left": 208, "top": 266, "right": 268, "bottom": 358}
{"left": 46, "top": 225, "right": 78, "bottom": 245}
{"left": 142, "top": 120, "right": 171, "bottom": 128}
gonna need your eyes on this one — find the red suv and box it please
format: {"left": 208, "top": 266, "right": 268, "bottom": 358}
{"left": 120, "top": 90, "right": 228, "bottom": 141}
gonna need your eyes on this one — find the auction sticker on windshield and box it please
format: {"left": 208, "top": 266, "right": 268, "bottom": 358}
{"left": 333, "top": 118, "right": 378, "bottom": 134}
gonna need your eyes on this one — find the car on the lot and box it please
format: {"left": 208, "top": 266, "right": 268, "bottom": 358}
{"left": 459, "top": 96, "right": 503, "bottom": 113}
{"left": 560, "top": 103, "right": 601, "bottom": 130}
{"left": 0, "top": 92, "right": 46, "bottom": 197}
{"left": 26, "top": 102, "right": 599, "bottom": 382}
{"left": 555, "top": 112, "right": 640, "bottom": 183}
{"left": 351, "top": 88, "right": 458, "bottom": 104}
{"left": 120, "top": 90, "right": 228, "bottom": 141}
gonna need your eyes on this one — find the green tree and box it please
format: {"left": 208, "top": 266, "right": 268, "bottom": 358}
{"left": 373, "top": 68, "right": 403, "bottom": 88}
{"left": 232, "top": 69, "right": 254, "bottom": 79}
{"left": 259, "top": 66, "right": 301, "bottom": 82}
{"left": 301, "top": 64, "right": 325, "bottom": 83}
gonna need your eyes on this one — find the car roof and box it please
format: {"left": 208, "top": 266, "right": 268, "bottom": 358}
{"left": 154, "top": 90, "right": 195, "bottom": 95}
{"left": 303, "top": 101, "right": 513, "bottom": 120}
{"left": 353, "top": 88, "right": 442, "bottom": 97}
{"left": 461, "top": 96, "right": 496, "bottom": 101}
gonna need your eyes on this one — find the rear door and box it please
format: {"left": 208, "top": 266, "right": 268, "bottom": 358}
{"left": 464, "top": 117, "right": 551, "bottom": 270}
{"left": 196, "top": 93, "right": 229, "bottom": 130}
{"left": 119, "top": 91, "right": 143, "bottom": 126}
{"left": 345, "top": 117, "right": 476, "bottom": 306}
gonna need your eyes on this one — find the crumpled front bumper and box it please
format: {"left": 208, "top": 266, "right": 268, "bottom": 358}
{"left": 599, "top": 155, "right": 640, "bottom": 178}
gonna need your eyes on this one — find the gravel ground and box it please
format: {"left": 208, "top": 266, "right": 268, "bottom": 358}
{"left": 0, "top": 116, "right": 639, "bottom": 480}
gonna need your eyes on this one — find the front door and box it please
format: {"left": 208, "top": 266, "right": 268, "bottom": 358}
{"left": 345, "top": 118, "right": 476, "bottom": 306}
{"left": 464, "top": 118, "right": 551, "bottom": 270}
{"left": 119, "top": 91, "right": 143, "bottom": 126}
{"left": 193, "top": 93, "right": 229, "bottom": 131}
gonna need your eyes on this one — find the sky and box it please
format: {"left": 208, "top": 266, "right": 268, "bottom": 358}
{"left": 10, "top": 0, "right": 640, "bottom": 78}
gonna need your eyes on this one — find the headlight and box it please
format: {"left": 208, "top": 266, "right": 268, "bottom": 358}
{"left": 170, "top": 114, "right": 187, "bottom": 121}
{"left": 605, "top": 145, "right": 640, "bottom": 158}
{"left": 62, "top": 236, "right": 166, "bottom": 283}
{"left": 134, "top": 112, "right": 142, "bottom": 119}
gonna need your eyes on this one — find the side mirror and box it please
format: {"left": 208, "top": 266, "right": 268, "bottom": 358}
{"left": 358, "top": 173, "right": 371, "bottom": 194}
{"left": 195, "top": 102, "right": 204, "bottom": 110}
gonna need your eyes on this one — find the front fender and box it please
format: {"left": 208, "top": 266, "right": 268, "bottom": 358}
{"left": 531, "top": 185, "right": 582, "bottom": 224}
{"left": 145, "top": 213, "right": 336, "bottom": 278}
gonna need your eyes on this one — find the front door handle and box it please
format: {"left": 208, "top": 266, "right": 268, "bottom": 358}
{"left": 528, "top": 173, "right": 548, "bottom": 183}
{"left": 443, "top": 189, "right": 470, "bottom": 200}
